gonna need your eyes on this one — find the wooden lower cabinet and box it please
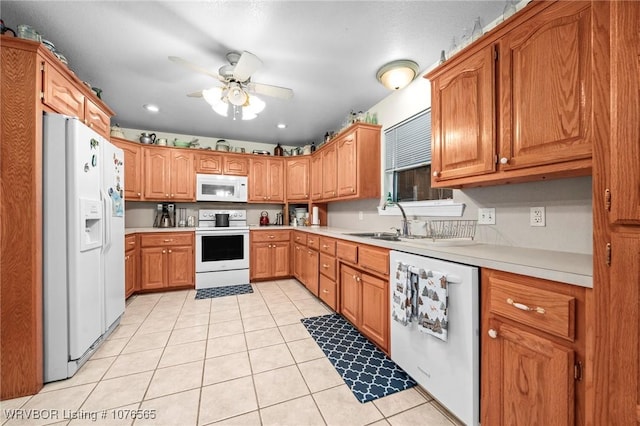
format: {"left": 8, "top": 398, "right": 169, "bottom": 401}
{"left": 339, "top": 263, "right": 389, "bottom": 353}
{"left": 319, "top": 274, "right": 337, "bottom": 311}
{"left": 139, "top": 232, "right": 194, "bottom": 290}
{"left": 481, "top": 269, "right": 585, "bottom": 425}
{"left": 124, "top": 235, "right": 138, "bottom": 298}
{"left": 250, "top": 242, "right": 290, "bottom": 280}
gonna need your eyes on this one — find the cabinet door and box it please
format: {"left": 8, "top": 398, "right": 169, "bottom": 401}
{"left": 140, "top": 247, "right": 166, "bottom": 289}
{"left": 305, "top": 249, "right": 319, "bottom": 296}
{"left": 42, "top": 62, "right": 85, "bottom": 119}
{"left": 430, "top": 46, "right": 495, "bottom": 183}
{"left": 144, "top": 149, "right": 171, "bottom": 199}
{"left": 272, "top": 242, "right": 290, "bottom": 278}
{"left": 286, "top": 158, "right": 310, "bottom": 201}
{"left": 337, "top": 131, "right": 357, "bottom": 196}
{"left": 224, "top": 156, "right": 249, "bottom": 176}
{"left": 310, "top": 154, "right": 323, "bottom": 200}
{"left": 125, "top": 250, "right": 136, "bottom": 298}
{"left": 167, "top": 246, "right": 193, "bottom": 286}
{"left": 196, "top": 153, "right": 222, "bottom": 174}
{"left": 322, "top": 144, "right": 337, "bottom": 199}
{"left": 340, "top": 265, "right": 360, "bottom": 327}
{"left": 360, "top": 272, "right": 388, "bottom": 352}
{"left": 249, "top": 158, "right": 269, "bottom": 202}
{"left": 170, "top": 151, "right": 195, "bottom": 201}
{"left": 250, "top": 242, "right": 272, "bottom": 280}
{"left": 268, "top": 158, "right": 285, "bottom": 202}
{"left": 483, "top": 319, "right": 575, "bottom": 425}
{"left": 113, "top": 139, "right": 142, "bottom": 200}
{"left": 293, "top": 244, "right": 305, "bottom": 281}
{"left": 84, "top": 98, "right": 110, "bottom": 138}
{"left": 498, "top": 1, "right": 592, "bottom": 170}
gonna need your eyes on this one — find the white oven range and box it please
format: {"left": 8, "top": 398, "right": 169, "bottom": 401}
{"left": 195, "top": 209, "right": 249, "bottom": 289}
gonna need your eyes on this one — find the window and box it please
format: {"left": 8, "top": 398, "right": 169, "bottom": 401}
{"left": 385, "top": 109, "right": 452, "bottom": 202}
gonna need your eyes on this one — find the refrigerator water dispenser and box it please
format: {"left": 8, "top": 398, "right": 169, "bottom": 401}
{"left": 80, "top": 198, "right": 102, "bottom": 251}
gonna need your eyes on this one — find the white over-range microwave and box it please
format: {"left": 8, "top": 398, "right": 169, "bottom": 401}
{"left": 196, "top": 174, "right": 248, "bottom": 202}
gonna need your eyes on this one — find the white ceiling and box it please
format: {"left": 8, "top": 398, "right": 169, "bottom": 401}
{"left": 2, "top": 1, "right": 504, "bottom": 146}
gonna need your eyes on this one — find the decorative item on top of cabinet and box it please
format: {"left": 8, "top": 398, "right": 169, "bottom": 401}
{"left": 139, "top": 232, "right": 194, "bottom": 290}
{"left": 480, "top": 269, "right": 586, "bottom": 426}
{"left": 249, "top": 157, "right": 284, "bottom": 203}
{"left": 111, "top": 138, "right": 142, "bottom": 200}
{"left": 427, "top": 0, "right": 594, "bottom": 189}
{"left": 286, "top": 157, "right": 310, "bottom": 201}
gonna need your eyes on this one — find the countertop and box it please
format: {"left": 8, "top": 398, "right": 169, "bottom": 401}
{"left": 125, "top": 225, "right": 593, "bottom": 288}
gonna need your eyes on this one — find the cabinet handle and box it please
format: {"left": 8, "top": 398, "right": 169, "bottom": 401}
{"left": 162, "top": 250, "right": 166, "bottom": 253}
{"left": 356, "top": 276, "right": 361, "bottom": 282}
{"left": 432, "top": 170, "right": 440, "bottom": 177}
{"left": 333, "top": 191, "right": 336, "bottom": 196}
{"left": 488, "top": 329, "right": 498, "bottom": 339}
{"left": 168, "top": 249, "right": 172, "bottom": 253}
{"left": 351, "top": 188, "right": 355, "bottom": 193}
{"left": 322, "top": 264, "right": 329, "bottom": 269}
{"left": 127, "top": 241, "right": 135, "bottom": 245}
{"left": 125, "top": 255, "right": 129, "bottom": 260}
{"left": 163, "top": 239, "right": 173, "bottom": 242}
{"left": 137, "top": 192, "right": 141, "bottom": 196}
{"left": 171, "top": 194, "right": 174, "bottom": 197}
{"left": 308, "top": 250, "right": 312, "bottom": 255}
{"left": 269, "top": 235, "right": 275, "bottom": 239}
{"left": 296, "top": 246, "right": 300, "bottom": 250}
{"left": 165, "top": 193, "right": 169, "bottom": 197}
{"left": 500, "top": 157, "right": 509, "bottom": 165}
{"left": 322, "top": 289, "right": 329, "bottom": 294}
{"left": 263, "top": 196, "right": 267, "bottom": 200}
{"left": 506, "top": 298, "right": 546, "bottom": 314}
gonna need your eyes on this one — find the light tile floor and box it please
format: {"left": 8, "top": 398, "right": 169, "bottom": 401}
{"left": 1, "top": 279, "right": 461, "bottom": 426}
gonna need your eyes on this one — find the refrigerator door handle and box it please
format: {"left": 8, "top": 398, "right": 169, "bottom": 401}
{"left": 101, "top": 189, "right": 112, "bottom": 250}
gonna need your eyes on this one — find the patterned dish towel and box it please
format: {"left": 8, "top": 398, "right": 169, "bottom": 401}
{"left": 416, "top": 270, "right": 449, "bottom": 342}
{"left": 391, "top": 261, "right": 411, "bottom": 326}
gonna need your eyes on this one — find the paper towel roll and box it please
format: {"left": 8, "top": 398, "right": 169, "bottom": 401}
{"left": 312, "top": 206, "right": 320, "bottom": 226}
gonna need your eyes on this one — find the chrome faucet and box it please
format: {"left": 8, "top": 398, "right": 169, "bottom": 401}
{"left": 382, "top": 201, "right": 409, "bottom": 236}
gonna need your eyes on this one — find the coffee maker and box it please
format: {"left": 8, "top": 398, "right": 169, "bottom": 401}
{"left": 153, "top": 203, "right": 175, "bottom": 228}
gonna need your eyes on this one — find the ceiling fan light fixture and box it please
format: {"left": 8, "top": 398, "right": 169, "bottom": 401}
{"left": 244, "top": 95, "right": 265, "bottom": 115}
{"left": 211, "top": 101, "right": 228, "bottom": 117}
{"left": 202, "top": 87, "right": 223, "bottom": 106}
{"left": 376, "top": 60, "right": 419, "bottom": 90}
{"left": 227, "top": 82, "right": 248, "bottom": 106}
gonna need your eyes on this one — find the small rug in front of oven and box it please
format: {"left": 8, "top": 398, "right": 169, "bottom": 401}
{"left": 195, "top": 284, "right": 254, "bottom": 300}
{"left": 301, "top": 313, "right": 416, "bottom": 403}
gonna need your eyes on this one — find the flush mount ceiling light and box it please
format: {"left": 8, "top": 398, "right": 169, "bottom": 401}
{"left": 143, "top": 104, "right": 160, "bottom": 112}
{"left": 202, "top": 86, "right": 265, "bottom": 121}
{"left": 277, "top": 123, "right": 287, "bottom": 129}
{"left": 376, "top": 60, "right": 420, "bottom": 90}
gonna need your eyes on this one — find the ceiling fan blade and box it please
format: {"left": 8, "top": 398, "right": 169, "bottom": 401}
{"left": 233, "top": 51, "right": 263, "bottom": 82}
{"left": 169, "top": 56, "right": 221, "bottom": 80}
{"left": 187, "top": 91, "right": 203, "bottom": 98}
{"left": 248, "top": 82, "right": 294, "bottom": 100}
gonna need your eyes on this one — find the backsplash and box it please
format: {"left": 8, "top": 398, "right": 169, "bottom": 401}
{"left": 328, "top": 176, "right": 592, "bottom": 255}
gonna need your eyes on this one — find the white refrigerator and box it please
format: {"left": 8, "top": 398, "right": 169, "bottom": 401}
{"left": 43, "top": 113, "right": 125, "bottom": 382}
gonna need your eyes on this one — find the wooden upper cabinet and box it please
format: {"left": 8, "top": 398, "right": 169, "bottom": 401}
{"left": 42, "top": 61, "right": 85, "bottom": 119}
{"left": 310, "top": 154, "right": 323, "bottom": 200}
{"left": 196, "top": 152, "right": 223, "bottom": 174}
{"left": 430, "top": 46, "right": 495, "bottom": 183}
{"left": 249, "top": 157, "right": 284, "bottom": 203}
{"left": 170, "top": 150, "right": 195, "bottom": 200}
{"left": 144, "top": 149, "right": 171, "bottom": 199}
{"left": 336, "top": 131, "right": 357, "bottom": 196}
{"left": 84, "top": 98, "right": 110, "bottom": 138}
{"left": 286, "top": 157, "right": 310, "bottom": 201}
{"left": 322, "top": 142, "right": 337, "bottom": 199}
{"left": 427, "top": 0, "right": 594, "bottom": 188}
{"left": 111, "top": 138, "right": 142, "bottom": 200}
{"left": 498, "top": 1, "right": 592, "bottom": 170}
{"left": 224, "top": 155, "right": 249, "bottom": 176}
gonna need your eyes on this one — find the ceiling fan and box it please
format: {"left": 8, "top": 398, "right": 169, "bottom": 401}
{"left": 169, "top": 51, "right": 293, "bottom": 120}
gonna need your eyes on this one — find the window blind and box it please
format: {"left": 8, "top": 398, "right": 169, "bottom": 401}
{"left": 385, "top": 109, "right": 432, "bottom": 172}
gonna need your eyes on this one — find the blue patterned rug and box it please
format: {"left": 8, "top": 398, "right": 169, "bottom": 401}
{"left": 195, "top": 284, "right": 253, "bottom": 299}
{"left": 301, "top": 313, "right": 416, "bottom": 403}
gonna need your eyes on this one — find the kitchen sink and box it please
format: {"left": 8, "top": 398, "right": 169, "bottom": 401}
{"left": 345, "top": 232, "right": 401, "bottom": 241}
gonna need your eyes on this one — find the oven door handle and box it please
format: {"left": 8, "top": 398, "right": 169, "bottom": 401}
{"left": 196, "top": 229, "right": 249, "bottom": 236}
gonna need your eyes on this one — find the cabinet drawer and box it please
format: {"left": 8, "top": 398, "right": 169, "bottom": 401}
{"left": 319, "top": 274, "right": 337, "bottom": 311}
{"left": 336, "top": 240, "right": 358, "bottom": 264}
{"left": 489, "top": 277, "right": 576, "bottom": 340}
{"left": 306, "top": 234, "right": 320, "bottom": 250}
{"left": 358, "top": 245, "right": 389, "bottom": 276}
{"left": 125, "top": 235, "right": 137, "bottom": 251}
{"left": 140, "top": 232, "right": 194, "bottom": 247}
{"left": 319, "top": 237, "right": 336, "bottom": 256}
{"left": 319, "top": 253, "right": 336, "bottom": 281}
{"left": 292, "top": 231, "right": 307, "bottom": 245}
{"left": 252, "top": 230, "right": 290, "bottom": 242}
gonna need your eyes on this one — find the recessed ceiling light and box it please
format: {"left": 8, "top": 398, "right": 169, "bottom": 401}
{"left": 143, "top": 104, "right": 160, "bottom": 113}
{"left": 277, "top": 123, "right": 287, "bottom": 129}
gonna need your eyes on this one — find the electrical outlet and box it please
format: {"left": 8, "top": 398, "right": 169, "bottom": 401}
{"left": 478, "top": 208, "right": 496, "bottom": 225}
{"left": 358, "top": 211, "right": 364, "bottom": 220}
{"left": 530, "top": 206, "right": 546, "bottom": 227}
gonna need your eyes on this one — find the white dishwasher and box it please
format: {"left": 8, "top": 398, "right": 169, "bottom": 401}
{"left": 389, "top": 250, "right": 479, "bottom": 426}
